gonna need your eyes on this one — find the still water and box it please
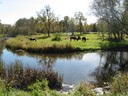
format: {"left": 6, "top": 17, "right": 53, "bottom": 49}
{"left": 0, "top": 42, "right": 128, "bottom": 85}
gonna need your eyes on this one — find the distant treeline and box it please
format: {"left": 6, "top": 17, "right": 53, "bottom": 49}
{"left": 0, "top": 5, "right": 98, "bottom": 37}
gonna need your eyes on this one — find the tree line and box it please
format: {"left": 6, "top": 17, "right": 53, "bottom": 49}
{"left": 0, "top": 5, "right": 98, "bottom": 37}
{"left": 1, "top": 0, "right": 128, "bottom": 41}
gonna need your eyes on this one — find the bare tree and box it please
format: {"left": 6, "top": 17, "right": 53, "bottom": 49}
{"left": 37, "top": 5, "right": 55, "bottom": 37}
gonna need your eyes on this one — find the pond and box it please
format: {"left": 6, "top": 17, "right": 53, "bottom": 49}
{"left": 0, "top": 41, "right": 128, "bottom": 85}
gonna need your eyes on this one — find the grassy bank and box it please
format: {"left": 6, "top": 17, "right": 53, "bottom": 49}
{"left": 0, "top": 71, "right": 128, "bottom": 96}
{"left": 5, "top": 33, "right": 128, "bottom": 53}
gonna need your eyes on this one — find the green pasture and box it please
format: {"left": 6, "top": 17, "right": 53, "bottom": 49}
{"left": 5, "top": 32, "right": 128, "bottom": 53}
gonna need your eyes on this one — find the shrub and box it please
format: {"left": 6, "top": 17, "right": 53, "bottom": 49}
{"left": 28, "top": 79, "right": 49, "bottom": 94}
{"left": 110, "top": 73, "right": 128, "bottom": 95}
{"left": 52, "top": 33, "right": 62, "bottom": 41}
{"left": 0, "top": 61, "right": 63, "bottom": 90}
{"left": 0, "top": 78, "right": 61, "bottom": 96}
{"left": 72, "top": 83, "right": 95, "bottom": 96}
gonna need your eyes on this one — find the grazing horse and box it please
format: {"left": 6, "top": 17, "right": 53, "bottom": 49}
{"left": 82, "top": 37, "right": 86, "bottom": 42}
{"left": 77, "top": 36, "right": 81, "bottom": 41}
{"left": 70, "top": 36, "right": 77, "bottom": 41}
{"left": 29, "top": 38, "right": 36, "bottom": 41}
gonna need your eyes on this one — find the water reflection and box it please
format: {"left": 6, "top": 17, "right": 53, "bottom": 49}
{"left": 0, "top": 41, "right": 3, "bottom": 50}
{"left": 0, "top": 41, "right": 4, "bottom": 61}
{"left": 94, "top": 51, "right": 128, "bottom": 84}
{"left": 1, "top": 48, "right": 99, "bottom": 84}
{"left": 38, "top": 55, "right": 56, "bottom": 71}
{"left": 1, "top": 46, "right": 128, "bottom": 85}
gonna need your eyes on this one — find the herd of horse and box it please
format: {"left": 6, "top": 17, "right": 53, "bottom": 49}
{"left": 29, "top": 36, "right": 86, "bottom": 42}
{"left": 70, "top": 36, "right": 86, "bottom": 42}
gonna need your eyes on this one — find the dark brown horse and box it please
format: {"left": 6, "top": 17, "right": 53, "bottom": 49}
{"left": 77, "top": 36, "right": 81, "bottom": 41}
{"left": 70, "top": 36, "right": 82, "bottom": 41}
{"left": 29, "top": 38, "right": 36, "bottom": 41}
{"left": 82, "top": 37, "right": 86, "bottom": 42}
{"left": 70, "top": 36, "right": 78, "bottom": 41}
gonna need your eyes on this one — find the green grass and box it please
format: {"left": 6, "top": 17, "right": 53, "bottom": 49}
{"left": 5, "top": 33, "right": 128, "bottom": 53}
{"left": 0, "top": 78, "right": 62, "bottom": 96}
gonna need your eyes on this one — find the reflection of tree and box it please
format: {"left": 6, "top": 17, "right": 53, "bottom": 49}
{"left": 93, "top": 51, "right": 128, "bottom": 84}
{"left": 0, "top": 41, "right": 4, "bottom": 60}
{"left": 39, "top": 55, "right": 56, "bottom": 71}
{"left": 38, "top": 53, "right": 85, "bottom": 71}
{"left": 8, "top": 48, "right": 85, "bottom": 61}
{"left": 5, "top": 48, "right": 85, "bottom": 73}
{"left": 7, "top": 48, "right": 26, "bottom": 56}
{"left": 118, "top": 52, "right": 128, "bottom": 72}
{"left": 0, "top": 41, "right": 4, "bottom": 51}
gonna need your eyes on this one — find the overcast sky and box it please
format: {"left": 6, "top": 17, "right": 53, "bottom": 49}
{"left": 0, "top": 0, "right": 97, "bottom": 25}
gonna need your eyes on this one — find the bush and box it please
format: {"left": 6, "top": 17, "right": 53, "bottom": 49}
{"left": 110, "top": 73, "right": 128, "bottom": 95}
{"left": 0, "top": 78, "right": 61, "bottom": 96}
{"left": 72, "top": 83, "right": 95, "bottom": 96}
{"left": 0, "top": 61, "right": 63, "bottom": 90}
{"left": 52, "top": 33, "right": 62, "bottom": 41}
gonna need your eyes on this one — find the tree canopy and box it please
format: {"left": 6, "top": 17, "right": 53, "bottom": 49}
{"left": 91, "top": 0, "right": 128, "bottom": 40}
